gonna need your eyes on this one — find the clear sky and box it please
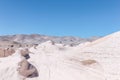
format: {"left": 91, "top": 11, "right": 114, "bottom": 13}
{"left": 0, "top": 0, "right": 120, "bottom": 37}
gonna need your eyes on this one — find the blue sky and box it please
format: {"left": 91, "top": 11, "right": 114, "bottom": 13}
{"left": 0, "top": 0, "right": 120, "bottom": 37}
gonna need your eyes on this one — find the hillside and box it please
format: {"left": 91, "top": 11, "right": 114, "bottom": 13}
{"left": 0, "top": 34, "right": 101, "bottom": 48}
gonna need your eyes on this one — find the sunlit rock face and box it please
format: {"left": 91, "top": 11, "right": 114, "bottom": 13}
{"left": 1, "top": 31, "right": 120, "bottom": 80}
{"left": 74, "top": 31, "right": 120, "bottom": 80}
{"left": 0, "top": 48, "right": 15, "bottom": 57}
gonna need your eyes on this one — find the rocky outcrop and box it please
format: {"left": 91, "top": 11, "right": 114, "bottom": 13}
{"left": 18, "top": 59, "right": 38, "bottom": 78}
{"left": 17, "top": 48, "right": 39, "bottom": 79}
{"left": 0, "top": 48, "right": 15, "bottom": 57}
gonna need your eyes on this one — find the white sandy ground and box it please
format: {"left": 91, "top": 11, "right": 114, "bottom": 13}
{"left": 1, "top": 31, "right": 120, "bottom": 80}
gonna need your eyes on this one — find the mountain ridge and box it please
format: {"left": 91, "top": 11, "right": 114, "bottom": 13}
{"left": 0, "top": 34, "right": 101, "bottom": 48}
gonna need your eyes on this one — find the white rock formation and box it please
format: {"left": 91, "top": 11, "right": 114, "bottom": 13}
{"left": 1, "top": 31, "right": 120, "bottom": 80}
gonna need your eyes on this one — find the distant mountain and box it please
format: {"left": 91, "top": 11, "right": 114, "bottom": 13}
{"left": 0, "top": 34, "right": 101, "bottom": 48}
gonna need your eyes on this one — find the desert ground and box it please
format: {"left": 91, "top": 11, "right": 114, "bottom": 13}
{"left": 0, "top": 31, "right": 120, "bottom": 80}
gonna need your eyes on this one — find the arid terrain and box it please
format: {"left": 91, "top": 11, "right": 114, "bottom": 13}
{"left": 0, "top": 32, "right": 120, "bottom": 80}
{"left": 0, "top": 34, "right": 100, "bottom": 48}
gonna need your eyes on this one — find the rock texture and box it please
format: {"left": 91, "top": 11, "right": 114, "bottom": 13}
{"left": 2, "top": 31, "right": 120, "bottom": 80}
